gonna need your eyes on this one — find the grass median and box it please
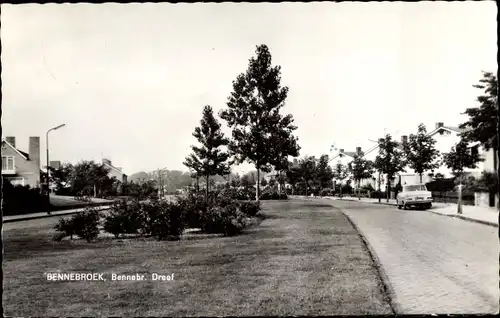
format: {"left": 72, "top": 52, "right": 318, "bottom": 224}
{"left": 3, "top": 199, "right": 392, "bottom": 316}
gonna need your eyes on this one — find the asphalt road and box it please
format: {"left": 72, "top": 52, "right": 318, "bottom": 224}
{"left": 328, "top": 199, "right": 499, "bottom": 314}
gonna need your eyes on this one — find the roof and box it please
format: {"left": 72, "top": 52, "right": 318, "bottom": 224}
{"left": 363, "top": 125, "right": 467, "bottom": 157}
{"left": 1, "top": 139, "right": 29, "bottom": 160}
{"left": 427, "top": 125, "right": 466, "bottom": 137}
{"left": 103, "top": 162, "right": 127, "bottom": 176}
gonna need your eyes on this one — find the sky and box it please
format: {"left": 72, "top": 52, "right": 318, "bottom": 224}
{"left": 1, "top": 2, "right": 497, "bottom": 175}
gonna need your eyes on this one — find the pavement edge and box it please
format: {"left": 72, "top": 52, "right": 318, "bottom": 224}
{"left": 341, "top": 211, "right": 402, "bottom": 315}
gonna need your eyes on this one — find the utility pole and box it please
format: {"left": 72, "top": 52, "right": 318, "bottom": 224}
{"left": 46, "top": 124, "right": 66, "bottom": 214}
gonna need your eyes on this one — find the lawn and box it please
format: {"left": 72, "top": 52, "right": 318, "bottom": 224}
{"left": 3, "top": 199, "right": 393, "bottom": 316}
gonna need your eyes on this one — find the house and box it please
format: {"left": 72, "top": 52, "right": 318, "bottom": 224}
{"left": 330, "top": 146, "right": 379, "bottom": 189}
{"left": 1, "top": 136, "right": 41, "bottom": 187}
{"left": 102, "top": 158, "right": 128, "bottom": 184}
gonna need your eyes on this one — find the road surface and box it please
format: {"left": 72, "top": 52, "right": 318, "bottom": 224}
{"left": 330, "top": 199, "right": 499, "bottom": 314}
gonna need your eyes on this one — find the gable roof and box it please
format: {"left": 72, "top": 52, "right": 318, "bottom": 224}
{"left": 103, "top": 162, "right": 127, "bottom": 176}
{"left": 427, "top": 125, "right": 466, "bottom": 137}
{"left": 1, "top": 139, "right": 29, "bottom": 160}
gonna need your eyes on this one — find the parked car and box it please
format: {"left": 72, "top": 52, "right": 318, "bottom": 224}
{"left": 396, "top": 184, "right": 433, "bottom": 210}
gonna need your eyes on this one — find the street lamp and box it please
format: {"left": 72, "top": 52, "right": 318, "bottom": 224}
{"left": 156, "top": 167, "right": 168, "bottom": 198}
{"left": 46, "top": 124, "right": 66, "bottom": 214}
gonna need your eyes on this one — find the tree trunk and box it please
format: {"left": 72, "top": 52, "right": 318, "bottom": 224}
{"left": 277, "top": 170, "right": 281, "bottom": 196}
{"left": 419, "top": 173, "right": 423, "bottom": 184}
{"left": 256, "top": 168, "right": 260, "bottom": 201}
{"left": 378, "top": 173, "right": 381, "bottom": 203}
{"left": 386, "top": 178, "right": 390, "bottom": 203}
{"left": 205, "top": 175, "right": 209, "bottom": 200}
{"left": 305, "top": 180, "right": 308, "bottom": 197}
{"left": 358, "top": 179, "right": 361, "bottom": 200}
{"left": 196, "top": 176, "right": 199, "bottom": 192}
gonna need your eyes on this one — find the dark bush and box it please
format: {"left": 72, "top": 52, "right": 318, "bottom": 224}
{"left": 319, "top": 188, "right": 334, "bottom": 197}
{"left": 239, "top": 200, "right": 261, "bottom": 216}
{"left": 201, "top": 204, "right": 246, "bottom": 236}
{"left": 2, "top": 181, "right": 48, "bottom": 216}
{"left": 371, "top": 190, "right": 387, "bottom": 199}
{"left": 103, "top": 200, "right": 145, "bottom": 237}
{"left": 145, "top": 200, "right": 185, "bottom": 240}
{"left": 54, "top": 218, "right": 76, "bottom": 240}
{"left": 259, "top": 191, "right": 287, "bottom": 200}
{"left": 426, "top": 178, "right": 455, "bottom": 193}
{"left": 176, "top": 192, "right": 208, "bottom": 229}
{"left": 69, "top": 206, "right": 101, "bottom": 242}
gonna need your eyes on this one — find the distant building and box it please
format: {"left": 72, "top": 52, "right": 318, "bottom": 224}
{"left": 331, "top": 122, "right": 497, "bottom": 190}
{"left": 50, "top": 161, "right": 61, "bottom": 169}
{"left": 1, "top": 136, "right": 41, "bottom": 187}
{"left": 102, "top": 158, "right": 127, "bottom": 184}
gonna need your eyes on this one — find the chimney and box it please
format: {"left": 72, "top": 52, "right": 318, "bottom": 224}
{"left": 356, "top": 147, "right": 362, "bottom": 156}
{"left": 102, "top": 158, "right": 111, "bottom": 166}
{"left": 29, "top": 136, "right": 41, "bottom": 169}
{"left": 6, "top": 136, "right": 16, "bottom": 148}
{"left": 339, "top": 148, "right": 344, "bottom": 154}
{"left": 436, "top": 122, "right": 444, "bottom": 129}
{"left": 401, "top": 135, "right": 408, "bottom": 144}
{"left": 378, "top": 138, "right": 384, "bottom": 143}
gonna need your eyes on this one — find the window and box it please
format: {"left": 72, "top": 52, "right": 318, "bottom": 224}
{"left": 404, "top": 185, "right": 427, "bottom": 192}
{"left": 2, "top": 156, "right": 14, "bottom": 170}
{"left": 8, "top": 177, "right": 24, "bottom": 186}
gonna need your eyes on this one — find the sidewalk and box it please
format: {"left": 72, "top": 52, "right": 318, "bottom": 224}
{"left": 3, "top": 206, "right": 111, "bottom": 223}
{"left": 329, "top": 196, "right": 498, "bottom": 227}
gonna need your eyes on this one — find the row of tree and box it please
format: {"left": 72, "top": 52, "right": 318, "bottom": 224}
{"left": 184, "top": 44, "right": 300, "bottom": 200}
{"left": 327, "top": 71, "right": 497, "bottom": 201}
{"left": 44, "top": 161, "right": 157, "bottom": 199}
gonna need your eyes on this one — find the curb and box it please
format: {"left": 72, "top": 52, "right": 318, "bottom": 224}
{"left": 3, "top": 206, "right": 111, "bottom": 223}
{"left": 338, "top": 198, "right": 498, "bottom": 228}
{"left": 427, "top": 210, "right": 498, "bottom": 228}
{"left": 341, "top": 211, "right": 401, "bottom": 315}
{"left": 338, "top": 198, "right": 397, "bottom": 206}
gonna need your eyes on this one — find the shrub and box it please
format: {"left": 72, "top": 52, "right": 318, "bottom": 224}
{"left": 259, "top": 191, "right": 287, "bottom": 200}
{"left": 2, "top": 182, "right": 48, "bottom": 216}
{"left": 319, "top": 188, "right": 334, "bottom": 197}
{"left": 361, "top": 184, "right": 376, "bottom": 192}
{"left": 54, "top": 218, "right": 76, "bottom": 240}
{"left": 240, "top": 200, "right": 261, "bottom": 216}
{"left": 201, "top": 204, "right": 246, "bottom": 236}
{"left": 176, "top": 192, "right": 208, "bottom": 229}
{"left": 426, "top": 177, "right": 455, "bottom": 193}
{"left": 103, "top": 199, "right": 145, "bottom": 237}
{"left": 71, "top": 206, "right": 102, "bottom": 242}
{"left": 146, "top": 200, "right": 185, "bottom": 240}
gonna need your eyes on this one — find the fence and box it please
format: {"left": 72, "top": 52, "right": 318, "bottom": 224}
{"left": 431, "top": 191, "right": 475, "bottom": 206}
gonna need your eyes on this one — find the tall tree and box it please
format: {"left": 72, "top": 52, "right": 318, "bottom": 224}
{"left": 220, "top": 44, "right": 292, "bottom": 201}
{"left": 459, "top": 71, "right": 498, "bottom": 169}
{"left": 184, "top": 105, "right": 231, "bottom": 198}
{"left": 295, "top": 156, "right": 318, "bottom": 196}
{"left": 269, "top": 116, "right": 301, "bottom": 195}
{"left": 404, "top": 124, "right": 441, "bottom": 183}
{"left": 348, "top": 155, "right": 374, "bottom": 200}
{"left": 45, "top": 162, "right": 74, "bottom": 193}
{"left": 184, "top": 155, "right": 202, "bottom": 192}
{"left": 316, "top": 154, "right": 335, "bottom": 190}
{"left": 70, "top": 161, "right": 112, "bottom": 197}
{"left": 332, "top": 162, "right": 348, "bottom": 197}
{"left": 443, "top": 139, "right": 483, "bottom": 182}
{"left": 374, "top": 134, "right": 407, "bottom": 202}
{"left": 285, "top": 160, "right": 302, "bottom": 195}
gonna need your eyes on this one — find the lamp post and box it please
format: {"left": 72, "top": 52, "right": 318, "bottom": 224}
{"left": 156, "top": 167, "right": 168, "bottom": 199}
{"left": 46, "top": 124, "right": 66, "bottom": 214}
